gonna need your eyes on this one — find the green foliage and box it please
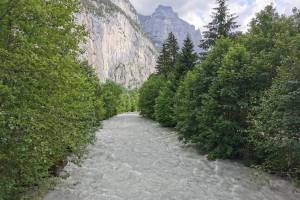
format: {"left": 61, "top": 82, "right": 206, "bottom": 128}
{"left": 139, "top": 75, "right": 164, "bottom": 119}
{"left": 156, "top": 32, "right": 179, "bottom": 76}
{"left": 137, "top": 4, "right": 300, "bottom": 182}
{"left": 154, "top": 82, "right": 176, "bottom": 127}
{"left": 175, "top": 36, "right": 198, "bottom": 81}
{"left": 175, "top": 71, "right": 199, "bottom": 141}
{"left": 248, "top": 14, "right": 300, "bottom": 178}
{"left": 100, "top": 81, "right": 123, "bottom": 119}
{"left": 0, "top": 1, "right": 132, "bottom": 199}
{"left": 195, "top": 45, "right": 254, "bottom": 159}
{"left": 172, "top": 5, "right": 300, "bottom": 180}
{"left": 100, "top": 81, "right": 138, "bottom": 119}
{"left": 117, "top": 89, "right": 139, "bottom": 113}
{"left": 175, "top": 39, "right": 234, "bottom": 143}
{"left": 200, "top": 0, "right": 239, "bottom": 51}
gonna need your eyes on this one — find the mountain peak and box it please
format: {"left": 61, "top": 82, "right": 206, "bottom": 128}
{"left": 138, "top": 5, "right": 202, "bottom": 52}
{"left": 156, "top": 5, "right": 173, "bottom": 12}
{"left": 154, "top": 5, "right": 177, "bottom": 17}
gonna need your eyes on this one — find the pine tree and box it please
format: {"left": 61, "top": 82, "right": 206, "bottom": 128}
{"left": 175, "top": 35, "right": 198, "bottom": 81}
{"left": 156, "top": 32, "right": 179, "bottom": 76}
{"left": 200, "top": 0, "right": 239, "bottom": 51}
{"left": 156, "top": 43, "right": 169, "bottom": 75}
{"left": 166, "top": 32, "right": 179, "bottom": 69}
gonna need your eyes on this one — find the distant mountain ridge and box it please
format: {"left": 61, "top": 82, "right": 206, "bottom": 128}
{"left": 138, "top": 5, "right": 202, "bottom": 52}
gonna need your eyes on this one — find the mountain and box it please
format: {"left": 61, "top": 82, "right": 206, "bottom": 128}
{"left": 138, "top": 5, "right": 202, "bottom": 52}
{"left": 77, "top": 0, "right": 158, "bottom": 89}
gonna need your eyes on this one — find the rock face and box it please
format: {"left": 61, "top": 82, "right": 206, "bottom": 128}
{"left": 139, "top": 5, "right": 202, "bottom": 52}
{"left": 78, "top": 0, "right": 158, "bottom": 89}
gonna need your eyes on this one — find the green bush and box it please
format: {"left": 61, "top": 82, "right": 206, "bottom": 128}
{"left": 0, "top": 1, "right": 120, "bottom": 199}
{"left": 175, "top": 38, "right": 233, "bottom": 144}
{"left": 175, "top": 71, "right": 199, "bottom": 141}
{"left": 154, "top": 82, "right": 176, "bottom": 127}
{"left": 249, "top": 45, "right": 300, "bottom": 179}
{"left": 100, "top": 81, "right": 123, "bottom": 119}
{"left": 117, "top": 89, "right": 139, "bottom": 113}
{"left": 194, "top": 45, "right": 254, "bottom": 159}
{"left": 139, "top": 75, "right": 164, "bottom": 119}
{"left": 0, "top": 51, "right": 103, "bottom": 199}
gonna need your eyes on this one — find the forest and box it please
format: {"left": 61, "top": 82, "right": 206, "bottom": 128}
{"left": 139, "top": 1, "right": 300, "bottom": 182}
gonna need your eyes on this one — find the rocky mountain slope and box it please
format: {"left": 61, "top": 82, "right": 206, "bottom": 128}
{"left": 139, "top": 5, "right": 202, "bottom": 52}
{"left": 78, "top": 0, "right": 158, "bottom": 89}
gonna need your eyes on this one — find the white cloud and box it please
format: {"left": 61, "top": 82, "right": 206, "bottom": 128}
{"left": 129, "top": 0, "right": 300, "bottom": 32}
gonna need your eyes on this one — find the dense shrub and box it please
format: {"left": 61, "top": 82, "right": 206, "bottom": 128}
{"left": 154, "top": 82, "right": 176, "bottom": 127}
{"left": 175, "top": 39, "right": 233, "bottom": 143}
{"left": 248, "top": 32, "right": 300, "bottom": 178}
{"left": 100, "top": 81, "right": 123, "bottom": 119}
{"left": 175, "top": 71, "right": 198, "bottom": 141}
{"left": 0, "top": 48, "right": 104, "bottom": 199}
{"left": 194, "top": 45, "right": 254, "bottom": 159}
{"left": 117, "top": 89, "right": 139, "bottom": 113}
{"left": 139, "top": 75, "right": 164, "bottom": 119}
{"left": 0, "top": 1, "right": 133, "bottom": 199}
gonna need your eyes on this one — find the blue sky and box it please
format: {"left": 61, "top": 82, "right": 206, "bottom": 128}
{"left": 129, "top": 0, "right": 300, "bottom": 31}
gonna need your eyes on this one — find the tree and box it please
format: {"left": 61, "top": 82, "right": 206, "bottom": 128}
{"left": 174, "top": 70, "right": 199, "bottom": 141}
{"left": 139, "top": 75, "right": 164, "bottom": 119}
{"left": 101, "top": 81, "right": 123, "bottom": 119}
{"left": 199, "top": 0, "right": 239, "bottom": 51}
{"left": 175, "top": 38, "right": 233, "bottom": 143}
{"left": 175, "top": 36, "right": 198, "bottom": 81}
{"left": 195, "top": 45, "right": 254, "bottom": 159}
{"left": 154, "top": 82, "right": 177, "bottom": 127}
{"left": 166, "top": 32, "right": 179, "bottom": 70}
{"left": 249, "top": 59, "right": 300, "bottom": 179}
{"left": 0, "top": 1, "right": 106, "bottom": 198}
{"left": 156, "top": 32, "right": 179, "bottom": 76}
{"left": 156, "top": 43, "right": 169, "bottom": 75}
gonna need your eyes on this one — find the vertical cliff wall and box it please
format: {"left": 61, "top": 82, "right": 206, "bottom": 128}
{"left": 78, "top": 0, "right": 158, "bottom": 89}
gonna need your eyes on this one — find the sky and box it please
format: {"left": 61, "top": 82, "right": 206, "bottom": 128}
{"left": 129, "top": 0, "right": 300, "bottom": 31}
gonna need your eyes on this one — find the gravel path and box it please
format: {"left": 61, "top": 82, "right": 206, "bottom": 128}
{"left": 43, "top": 113, "right": 300, "bottom": 200}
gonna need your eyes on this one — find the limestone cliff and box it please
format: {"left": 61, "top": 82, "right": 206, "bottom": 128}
{"left": 78, "top": 0, "right": 158, "bottom": 89}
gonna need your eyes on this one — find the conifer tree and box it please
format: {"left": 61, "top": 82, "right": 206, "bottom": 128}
{"left": 175, "top": 35, "right": 198, "bottom": 81}
{"left": 200, "top": 0, "right": 239, "bottom": 51}
{"left": 156, "top": 32, "right": 179, "bottom": 76}
{"left": 156, "top": 43, "right": 169, "bottom": 75}
{"left": 166, "top": 32, "right": 179, "bottom": 69}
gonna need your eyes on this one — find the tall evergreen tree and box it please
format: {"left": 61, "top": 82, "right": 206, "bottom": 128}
{"left": 156, "top": 43, "right": 169, "bottom": 75}
{"left": 156, "top": 32, "right": 179, "bottom": 76}
{"left": 175, "top": 35, "right": 198, "bottom": 81}
{"left": 200, "top": 0, "right": 239, "bottom": 51}
{"left": 166, "top": 32, "right": 179, "bottom": 69}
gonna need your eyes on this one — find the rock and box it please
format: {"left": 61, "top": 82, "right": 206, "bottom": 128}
{"left": 139, "top": 5, "right": 202, "bottom": 52}
{"left": 78, "top": 0, "right": 158, "bottom": 89}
